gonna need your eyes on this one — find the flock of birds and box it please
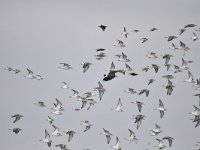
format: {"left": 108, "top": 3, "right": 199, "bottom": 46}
{"left": 1, "top": 23, "right": 200, "bottom": 150}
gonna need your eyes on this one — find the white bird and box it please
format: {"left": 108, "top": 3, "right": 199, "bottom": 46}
{"left": 155, "top": 138, "right": 166, "bottom": 149}
{"left": 192, "top": 32, "right": 198, "bottom": 41}
{"left": 51, "top": 98, "right": 63, "bottom": 111}
{"left": 121, "top": 27, "right": 128, "bottom": 38}
{"left": 150, "top": 124, "right": 162, "bottom": 136}
{"left": 156, "top": 99, "right": 167, "bottom": 118}
{"left": 24, "top": 68, "right": 36, "bottom": 79}
{"left": 125, "top": 129, "right": 138, "bottom": 142}
{"left": 40, "top": 129, "right": 52, "bottom": 147}
{"left": 80, "top": 120, "right": 92, "bottom": 132}
{"left": 112, "top": 136, "right": 121, "bottom": 150}
{"left": 113, "top": 98, "right": 124, "bottom": 112}
{"left": 51, "top": 125, "right": 62, "bottom": 136}
{"left": 162, "top": 136, "right": 174, "bottom": 147}
{"left": 100, "top": 128, "right": 112, "bottom": 144}
{"left": 61, "top": 82, "right": 69, "bottom": 89}
{"left": 47, "top": 116, "right": 54, "bottom": 125}
{"left": 184, "top": 70, "right": 195, "bottom": 83}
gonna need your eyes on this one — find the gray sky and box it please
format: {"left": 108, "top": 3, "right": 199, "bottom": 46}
{"left": 0, "top": 0, "right": 200, "bottom": 150}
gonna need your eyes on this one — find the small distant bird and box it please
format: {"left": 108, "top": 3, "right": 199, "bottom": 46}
{"left": 47, "top": 116, "right": 54, "bottom": 125}
{"left": 140, "top": 37, "right": 148, "bottom": 43}
{"left": 96, "top": 48, "right": 105, "bottom": 52}
{"left": 24, "top": 68, "right": 36, "bottom": 79}
{"left": 39, "top": 129, "right": 52, "bottom": 147}
{"left": 165, "top": 36, "right": 177, "bottom": 41}
{"left": 51, "top": 124, "right": 62, "bottom": 136}
{"left": 192, "top": 32, "right": 198, "bottom": 41}
{"left": 163, "top": 136, "right": 174, "bottom": 147}
{"left": 169, "top": 43, "right": 178, "bottom": 50}
{"left": 124, "top": 88, "right": 137, "bottom": 94}
{"left": 112, "top": 136, "right": 121, "bottom": 150}
{"left": 150, "top": 28, "right": 158, "bottom": 31}
{"left": 155, "top": 138, "right": 166, "bottom": 149}
{"left": 146, "top": 52, "right": 158, "bottom": 59}
{"left": 148, "top": 79, "right": 155, "bottom": 85}
{"left": 80, "top": 120, "right": 92, "bottom": 132}
{"left": 93, "top": 81, "right": 106, "bottom": 101}
{"left": 142, "top": 66, "right": 150, "bottom": 72}
{"left": 61, "top": 81, "right": 69, "bottom": 89}
{"left": 81, "top": 62, "right": 93, "bottom": 73}
{"left": 150, "top": 124, "right": 162, "bottom": 136}
{"left": 10, "top": 114, "right": 24, "bottom": 123}
{"left": 162, "top": 54, "right": 173, "bottom": 65}
{"left": 132, "top": 114, "right": 146, "bottom": 129}
{"left": 177, "top": 41, "right": 190, "bottom": 55}
{"left": 179, "top": 28, "right": 186, "bottom": 35}
{"left": 64, "top": 130, "right": 76, "bottom": 142}
{"left": 59, "top": 63, "right": 72, "bottom": 70}
{"left": 34, "top": 101, "right": 46, "bottom": 107}
{"left": 113, "top": 40, "right": 126, "bottom": 47}
{"left": 8, "top": 128, "right": 22, "bottom": 134}
{"left": 117, "top": 52, "right": 131, "bottom": 62}
{"left": 55, "top": 144, "right": 69, "bottom": 150}
{"left": 155, "top": 99, "right": 167, "bottom": 118}
{"left": 125, "top": 63, "right": 133, "bottom": 71}
{"left": 131, "top": 101, "right": 144, "bottom": 112}
{"left": 131, "top": 29, "right": 140, "bottom": 33}
{"left": 125, "top": 129, "right": 138, "bottom": 142}
{"left": 94, "top": 52, "right": 107, "bottom": 60}
{"left": 100, "top": 128, "right": 112, "bottom": 144}
{"left": 162, "top": 75, "right": 174, "bottom": 80}
{"left": 184, "top": 70, "right": 195, "bottom": 83}
{"left": 112, "top": 98, "right": 124, "bottom": 112}
{"left": 184, "top": 23, "right": 196, "bottom": 28}
{"left": 138, "top": 89, "right": 150, "bottom": 97}
{"left": 121, "top": 27, "right": 128, "bottom": 38}
{"left": 98, "top": 25, "right": 107, "bottom": 31}
{"left": 149, "top": 64, "right": 160, "bottom": 73}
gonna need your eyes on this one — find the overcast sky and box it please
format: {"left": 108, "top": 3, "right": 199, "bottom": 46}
{"left": 1, "top": 0, "right": 200, "bottom": 150}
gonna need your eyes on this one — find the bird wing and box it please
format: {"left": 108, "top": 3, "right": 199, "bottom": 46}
{"left": 110, "top": 62, "right": 115, "bottom": 70}
{"left": 27, "top": 68, "right": 33, "bottom": 75}
{"left": 106, "top": 135, "right": 111, "bottom": 144}
{"left": 45, "top": 129, "right": 50, "bottom": 139}
{"left": 159, "top": 99, "right": 164, "bottom": 107}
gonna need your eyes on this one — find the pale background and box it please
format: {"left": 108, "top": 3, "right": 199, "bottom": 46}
{"left": 0, "top": 0, "right": 200, "bottom": 150}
